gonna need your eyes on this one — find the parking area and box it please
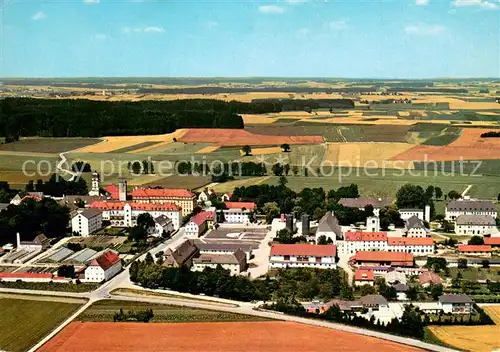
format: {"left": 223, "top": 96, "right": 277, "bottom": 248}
{"left": 204, "top": 227, "right": 267, "bottom": 241}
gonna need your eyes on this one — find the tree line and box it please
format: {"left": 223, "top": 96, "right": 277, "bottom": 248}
{"left": 480, "top": 131, "right": 500, "bottom": 138}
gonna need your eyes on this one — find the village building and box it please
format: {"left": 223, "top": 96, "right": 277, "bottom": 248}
{"left": 445, "top": 200, "right": 497, "bottom": 221}
{"left": 129, "top": 187, "right": 196, "bottom": 216}
{"left": 393, "top": 283, "right": 409, "bottom": 301}
{"left": 88, "top": 171, "right": 101, "bottom": 196}
{"left": 349, "top": 251, "right": 414, "bottom": 268}
{"left": 71, "top": 208, "right": 103, "bottom": 236}
{"left": 185, "top": 211, "right": 214, "bottom": 238}
{"left": 269, "top": 244, "right": 337, "bottom": 269}
{"left": 0, "top": 203, "right": 9, "bottom": 212}
{"left": 457, "top": 244, "right": 492, "bottom": 257}
{"left": 194, "top": 241, "right": 255, "bottom": 261}
{"left": 191, "top": 249, "right": 247, "bottom": 275}
{"left": 222, "top": 202, "right": 255, "bottom": 224}
{"left": 197, "top": 189, "right": 216, "bottom": 204}
{"left": 438, "top": 294, "right": 473, "bottom": 314}
{"left": 354, "top": 269, "right": 374, "bottom": 286}
{"left": 387, "top": 237, "right": 434, "bottom": 255}
{"left": 385, "top": 270, "right": 407, "bottom": 285}
{"left": 404, "top": 215, "right": 429, "bottom": 237}
{"left": 10, "top": 192, "right": 44, "bottom": 206}
{"left": 16, "top": 233, "right": 50, "bottom": 252}
{"left": 84, "top": 250, "right": 122, "bottom": 282}
{"left": 338, "top": 197, "right": 392, "bottom": 216}
{"left": 152, "top": 215, "right": 174, "bottom": 236}
{"left": 484, "top": 237, "right": 500, "bottom": 248}
{"left": 360, "top": 295, "right": 389, "bottom": 311}
{"left": 454, "top": 215, "right": 496, "bottom": 236}
{"left": 163, "top": 240, "right": 199, "bottom": 268}
{"left": 418, "top": 271, "right": 442, "bottom": 288}
{"left": 340, "top": 231, "right": 388, "bottom": 255}
{"left": 315, "top": 212, "right": 343, "bottom": 243}
{"left": 89, "top": 201, "right": 181, "bottom": 230}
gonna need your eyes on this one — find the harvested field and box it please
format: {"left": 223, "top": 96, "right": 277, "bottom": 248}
{"left": 325, "top": 142, "right": 416, "bottom": 169}
{"left": 108, "top": 141, "right": 163, "bottom": 153}
{"left": 242, "top": 147, "right": 282, "bottom": 155}
{"left": 40, "top": 321, "right": 424, "bottom": 352}
{"left": 196, "top": 145, "right": 220, "bottom": 153}
{"left": 209, "top": 176, "right": 271, "bottom": 193}
{"left": 393, "top": 128, "right": 500, "bottom": 161}
{"left": 178, "top": 128, "right": 323, "bottom": 146}
{"left": 0, "top": 297, "right": 83, "bottom": 352}
{"left": 428, "top": 306, "right": 500, "bottom": 352}
{"left": 144, "top": 175, "right": 212, "bottom": 190}
{"left": 0, "top": 138, "right": 100, "bottom": 154}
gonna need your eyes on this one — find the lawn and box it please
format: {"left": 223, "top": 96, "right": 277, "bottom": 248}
{"left": 0, "top": 281, "right": 100, "bottom": 292}
{"left": 0, "top": 296, "right": 84, "bottom": 352}
{"left": 442, "top": 267, "right": 500, "bottom": 282}
{"left": 0, "top": 138, "right": 101, "bottom": 153}
{"left": 78, "top": 300, "right": 267, "bottom": 323}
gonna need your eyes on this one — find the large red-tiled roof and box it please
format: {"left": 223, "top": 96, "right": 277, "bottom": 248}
{"left": 130, "top": 188, "right": 195, "bottom": 198}
{"left": 224, "top": 202, "right": 256, "bottom": 210}
{"left": 89, "top": 201, "right": 180, "bottom": 211}
{"left": 355, "top": 269, "right": 374, "bottom": 281}
{"left": 388, "top": 237, "right": 434, "bottom": 246}
{"left": 105, "top": 184, "right": 120, "bottom": 200}
{"left": 90, "top": 250, "right": 121, "bottom": 271}
{"left": 345, "top": 232, "right": 387, "bottom": 242}
{"left": 484, "top": 237, "right": 500, "bottom": 246}
{"left": 190, "top": 211, "right": 214, "bottom": 226}
{"left": 270, "top": 244, "right": 336, "bottom": 257}
{"left": 350, "top": 251, "right": 414, "bottom": 266}
{"left": 0, "top": 272, "right": 53, "bottom": 279}
{"left": 457, "top": 245, "right": 492, "bottom": 253}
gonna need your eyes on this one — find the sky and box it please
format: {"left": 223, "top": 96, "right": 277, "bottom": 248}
{"left": 1, "top": 0, "right": 499, "bottom": 78}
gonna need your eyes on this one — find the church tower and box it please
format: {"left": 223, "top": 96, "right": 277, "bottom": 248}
{"left": 88, "top": 170, "right": 100, "bottom": 196}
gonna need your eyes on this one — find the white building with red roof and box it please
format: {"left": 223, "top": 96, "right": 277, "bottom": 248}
{"left": 269, "top": 244, "right": 337, "bottom": 269}
{"left": 223, "top": 202, "right": 256, "bottom": 224}
{"left": 387, "top": 237, "right": 434, "bottom": 255}
{"left": 84, "top": 250, "right": 122, "bottom": 282}
{"left": 89, "top": 201, "right": 181, "bottom": 229}
{"left": 130, "top": 187, "right": 196, "bottom": 216}
{"left": 185, "top": 211, "right": 214, "bottom": 238}
{"left": 354, "top": 269, "right": 374, "bottom": 286}
{"left": 349, "top": 251, "right": 414, "bottom": 269}
{"left": 340, "top": 232, "right": 388, "bottom": 255}
{"left": 457, "top": 245, "right": 492, "bottom": 257}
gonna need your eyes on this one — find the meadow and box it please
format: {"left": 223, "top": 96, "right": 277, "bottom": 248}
{"left": 0, "top": 295, "right": 84, "bottom": 352}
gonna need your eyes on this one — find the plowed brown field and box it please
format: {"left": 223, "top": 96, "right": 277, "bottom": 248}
{"left": 40, "top": 321, "right": 424, "bottom": 352}
{"left": 392, "top": 128, "right": 500, "bottom": 161}
{"left": 179, "top": 128, "right": 323, "bottom": 146}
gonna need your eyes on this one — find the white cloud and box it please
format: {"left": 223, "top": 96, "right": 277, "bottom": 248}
{"left": 284, "top": 0, "right": 308, "bottom": 4}
{"left": 258, "top": 5, "right": 285, "bottom": 14}
{"left": 123, "top": 26, "right": 165, "bottom": 34}
{"left": 206, "top": 21, "right": 219, "bottom": 28}
{"left": 325, "top": 20, "right": 348, "bottom": 31}
{"left": 296, "top": 28, "right": 311, "bottom": 38}
{"left": 404, "top": 23, "right": 445, "bottom": 35}
{"left": 452, "top": 0, "right": 498, "bottom": 9}
{"left": 93, "top": 34, "right": 108, "bottom": 41}
{"left": 416, "top": 0, "right": 429, "bottom": 5}
{"left": 84, "top": 0, "right": 100, "bottom": 3}
{"left": 31, "top": 11, "right": 46, "bottom": 20}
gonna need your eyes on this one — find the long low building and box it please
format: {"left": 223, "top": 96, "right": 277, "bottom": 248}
{"left": 269, "top": 243, "right": 337, "bottom": 269}
{"left": 454, "top": 215, "right": 496, "bottom": 236}
{"left": 349, "top": 251, "right": 414, "bottom": 268}
{"left": 194, "top": 241, "right": 255, "bottom": 260}
{"left": 222, "top": 202, "right": 256, "bottom": 224}
{"left": 192, "top": 249, "right": 247, "bottom": 275}
{"left": 457, "top": 245, "right": 492, "bottom": 257}
{"left": 387, "top": 237, "right": 434, "bottom": 255}
{"left": 90, "top": 201, "right": 181, "bottom": 229}
{"left": 445, "top": 199, "right": 497, "bottom": 221}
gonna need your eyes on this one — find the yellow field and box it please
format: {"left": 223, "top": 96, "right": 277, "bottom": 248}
{"left": 78, "top": 130, "right": 186, "bottom": 153}
{"left": 208, "top": 176, "right": 271, "bottom": 193}
{"left": 325, "top": 142, "right": 416, "bottom": 169}
{"left": 196, "top": 145, "right": 220, "bottom": 153}
{"left": 428, "top": 306, "right": 500, "bottom": 352}
{"left": 241, "top": 147, "right": 282, "bottom": 156}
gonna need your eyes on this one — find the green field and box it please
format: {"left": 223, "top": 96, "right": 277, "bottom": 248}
{"left": 0, "top": 281, "right": 100, "bottom": 292}
{"left": 0, "top": 138, "right": 100, "bottom": 153}
{"left": 422, "top": 127, "right": 462, "bottom": 146}
{"left": 0, "top": 296, "right": 84, "bottom": 352}
{"left": 442, "top": 267, "right": 500, "bottom": 282}
{"left": 78, "top": 300, "right": 267, "bottom": 322}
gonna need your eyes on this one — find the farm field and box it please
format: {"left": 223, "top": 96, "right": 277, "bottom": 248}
{"left": 77, "top": 300, "right": 260, "bottom": 322}
{"left": 39, "top": 321, "right": 425, "bottom": 352}
{"left": 428, "top": 306, "right": 500, "bottom": 352}
{"left": 0, "top": 138, "right": 101, "bottom": 153}
{"left": 0, "top": 295, "right": 84, "bottom": 352}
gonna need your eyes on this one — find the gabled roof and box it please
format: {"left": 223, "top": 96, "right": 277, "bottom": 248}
{"left": 447, "top": 200, "right": 495, "bottom": 212}
{"left": 360, "top": 294, "right": 388, "bottom": 306}
{"left": 350, "top": 251, "right": 414, "bottom": 266}
{"left": 130, "top": 188, "right": 195, "bottom": 198}
{"left": 316, "top": 212, "right": 342, "bottom": 239}
{"left": 392, "top": 283, "right": 409, "bottom": 292}
{"left": 270, "top": 244, "right": 337, "bottom": 257}
{"left": 405, "top": 215, "right": 427, "bottom": 230}
{"left": 339, "top": 197, "right": 392, "bottom": 209}
{"left": 456, "top": 215, "right": 496, "bottom": 226}
{"left": 193, "top": 248, "right": 246, "bottom": 266}
{"left": 224, "top": 202, "right": 256, "bottom": 210}
{"left": 164, "top": 239, "right": 198, "bottom": 266}
{"left": 189, "top": 211, "right": 214, "bottom": 226}
{"left": 345, "top": 232, "right": 387, "bottom": 242}
{"left": 439, "top": 294, "right": 473, "bottom": 304}
{"left": 89, "top": 250, "right": 120, "bottom": 271}
{"left": 76, "top": 208, "right": 102, "bottom": 219}
{"left": 20, "top": 234, "right": 49, "bottom": 246}
{"left": 457, "top": 245, "right": 492, "bottom": 253}
{"left": 418, "top": 271, "right": 442, "bottom": 285}
{"left": 388, "top": 237, "right": 434, "bottom": 246}
{"left": 105, "top": 184, "right": 120, "bottom": 200}
{"left": 484, "top": 237, "right": 500, "bottom": 246}
{"left": 154, "top": 215, "right": 172, "bottom": 227}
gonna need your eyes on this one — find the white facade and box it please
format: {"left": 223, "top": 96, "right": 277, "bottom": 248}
{"left": 445, "top": 200, "right": 497, "bottom": 221}
{"left": 406, "top": 227, "right": 427, "bottom": 237}
{"left": 338, "top": 239, "right": 388, "bottom": 256}
{"left": 387, "top": 243, "right": 434, "bottom": 255}
{"left": 223, "top": 209, "right": 251, "bottom": 224}
{"left": 71, "top": 211, "right": 102, "bottom": 237}
{"left": 88, "top": 172, "right": 100, "bottom": 196}
{"left": 269, "top": 254, "right": 336, "bottom": 269}
{"left": 455, "top": 223, "right": 495, "bottom": 236}
{"left": 98, "top": 203, "right": 181, "bottom": 230}
{"left": 185, "top": 221, "right": 202, "bottom": 238}
{"left": 191, "top": 262, "right": 242, "bottom": 275}
{"left": 400, "top": 209, "right": 424, "bottom": 221}
{"left": 366, "top": 217, "right": 380, "bottom": 232}
{"left": 84, "top": 262, "right": 121, "bottom": 282}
